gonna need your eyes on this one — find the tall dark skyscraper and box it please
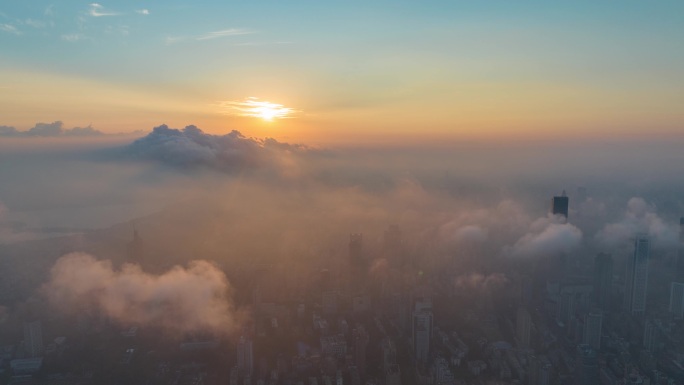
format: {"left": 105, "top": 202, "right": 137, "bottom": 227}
{"left": 593, "top": 253, "right": 613, "bottom": 311}
{"left": 624, "top": 235, "right": 650, "bottom": 315}
{"left": 349, "top": 233, "right": 363, "bottom": 265}
{"left": 677, "top": 217, "right": 684, "bottom": 279}
{"left": 551, "top": 191, "right": 569, "bottom": 219}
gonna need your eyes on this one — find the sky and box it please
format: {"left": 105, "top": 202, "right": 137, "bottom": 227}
{"left": 1, "top": 1, "right": 684, "bottom": 144}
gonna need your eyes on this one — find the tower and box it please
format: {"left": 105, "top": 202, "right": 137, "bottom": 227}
{"left": 516, "top": 307, "right": 532, "bottom": 349}
{"left": 349, "top": 233, "right": 363, "bottom": 266}
{"left": 23, "top": 320, "right": 43, "bottom": 358}
{"left": 669, "top": 282, "right": 684, "bottom": 319}
{"left": 593, "top": 253, "right": 613, "bottom": 311}
{"left": 352, "top": 326, "right": 369, "bottom": 375}
{"left": 412, "top": 300, "right": 433, "bottom": 365}
{"left": 551, "top": 191, "right": 569, "bottom": 219}
{"left": 237, "top": 335, "right": 253, "bottom": 376}
{"left": 583, "top": 312, "right": 603, "bottom": 350}
{"left": 624, "top": 235, "right": 650, "bottom": 315}
{"left": 127, "top": 229, "right": 144, "bottom": 262}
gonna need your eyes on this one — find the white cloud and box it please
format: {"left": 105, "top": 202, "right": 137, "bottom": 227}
{"left": 165, "top": 28, "right": 254, "bottom": 45}
{"left": 0, "top": 23, "right": 21, "bottom": 35}
{"left": 136, "top": 9, "right": 150, "bottom": 15}
{"left": 196, "top": 28, "right": 254, "bottom": 41}
{"left": 88, "top": 3, "right": 120, "bottom": 17}
{"left": 61, "top": 33, "right": 85, "bottom": 42}
{"left": 24, "top": 19, "right": 47, "bottom": 28}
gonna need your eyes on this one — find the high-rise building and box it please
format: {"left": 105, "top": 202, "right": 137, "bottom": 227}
{"left": 516, "top": 307, "right": 532, "bottom": 349}
{"left": 624, "top": 235, "right": 650, "bottom": 315}
{"left": 575, "top": 344, "right": 599, "bottom": 385}
{"left": 583, "top": 312, "right": 603, "bottom": 350}
{"left": 127, "top": 229, "right": 144, "bottom": 261}
{"left": 677, "top": 217, "right": 684, "bottom": 278}
{"left": 551, "top": 191, "right": 569, "bottom": 219}
{"left": 352, "top": 326, "right": 369, "bottom": 375}
{"left": 669, "top": 282, "right": 684, "bottom": 319}
{"left": 236, "top": 335, "right": 253, "bottom": 375}
{"left": 412, "top": 301, "right": 433, "bottom": 365}
{"left": 23, "top": 320, "right": 43, "bottom": 358}
{"left": 593, "top": 253, "right": 613, "bottom": 311}
{"left": 349, "top": 233, "right": 363, "bottom": 265}
{"left": 381, "top": 337, "right": 397, "bottom": 372}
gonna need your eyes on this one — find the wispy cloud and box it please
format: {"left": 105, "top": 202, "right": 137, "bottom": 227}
{"left": 0, "top": 23, "right": 21, "bottom": 35}
{"left": 24, "top": 19, "right": 47, "bottom": 28}
{"left": 196, "top": 28, "right": 254, "bottom": 41}
{"left": 216, "top": 97, "right": 298, "bottom": 120}
{"left": 61, "top": 33, "right": 86, "bottom": 42}
{"left": 136, "top": 9, "right": 150, "bottom": 15}
{"left": 44, "top": 5, "right": 55, "bottom": 17}
{"left": 233, "top": 41, "right": 293, "bottom": 47}
{"left": 88, "top": 3, "right": 120, "bottom": 17}
{"left": 166, "top": 28, "right": 255, "bottom": 45}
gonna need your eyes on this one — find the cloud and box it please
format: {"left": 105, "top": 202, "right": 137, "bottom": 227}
{"left": 0, "top": 23, "right": 21, "bottom": 35}
{"left": 0, "top": 121, "right": 105, "bottom": 137}
{"left": 61, "top": 33, "right": 86, "bottom": 42}
{"left": 44, "top": 253, "right": 244, "bottom": 336}
{"left": 166, "top": 28, "right": 254, "bottom": 45}
{"left": 216, "top": 97, "right": 297, "bottom": 120}
{"left": 24, "top": 19, "right": 47, "bottom": 29}
{"left": 596, "top": 197, "right": 679, "bottom": 249}
{"left": 88, "top": 3, "right": 120, "bottom": 17}
{"left": 124, "top": 124, "right": 309, "bottom": 173}
{"left": 136, "top": 9, "right": 150, "bottom": 15}
{"left": 506, "top": 215, "right": 583, "bottom": 258}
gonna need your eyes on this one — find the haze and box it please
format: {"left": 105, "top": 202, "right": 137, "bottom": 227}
{"left": 1, "top": 2, "right": 684, "bottom": 385}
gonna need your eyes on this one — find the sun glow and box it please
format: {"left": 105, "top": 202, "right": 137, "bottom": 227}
{"left": 218, "top": 97, "right": 295, "bottom": 121}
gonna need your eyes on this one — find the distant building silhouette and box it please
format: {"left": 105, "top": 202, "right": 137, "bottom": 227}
{"left": 516, "top": 307, "right": 532, "bottom": 349}
{"left": 551, "top": 191, "right": 569, "bottom": 219}
{"left": 669, "top": 282, "right": 684, "bottom": 319}
{"left": 624, "top": 235, "right": 650, "bottom": 315}
{"left": 593, "top": 253, "right": 613, "bottom": 311}
{"left": 349, "top": 233, "right": 363, "bottom": 266}
{"left": 127, "top": 229, "right": 144, "bottom": 262}
{"left": 583, "top": 312, "right": 603, "bottom": 350}
{"left": 23, "top": 320, "right": 43, "bottom": 358}
{"left": 236, "top": 335, "right": 253, "bottom": 376}
{"left": 412, "top": 299, "right": 433, "bottom": 365}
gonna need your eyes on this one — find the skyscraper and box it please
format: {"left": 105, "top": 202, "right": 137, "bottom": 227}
{"left": 236, "top": 335, "right": 253, "bottom": 376}
{"left": 624, "top": 235, "right": 650, "bottom": 315}
{"left": 551, "top": 191, "right": 569, "bottom": 219}
{"left": 516, "top": 307, "right": 532, "bottom": 349}
{"left": 23, "top": 320, "right": 43, "bottom": 358}
{"left": 593, "top": 253, "right": 613, "bottom": 311}
{"left": 669, "top": 282, "right": 684, "bottom": 319}
{"left": 349, "top": 233, "right": 363, "bottom": 265}
{"left": 412, "top": 300, "right": 433, "bottom": 365}
{"left": 583, "top": 312, "right": 603, "bottom": 350}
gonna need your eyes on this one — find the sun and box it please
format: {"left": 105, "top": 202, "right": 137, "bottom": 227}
{"left": 257, "top": 106, "right": 279, "bottom": 121}
{"left": 218, "top": 97, "right": 296, "bottom": 121}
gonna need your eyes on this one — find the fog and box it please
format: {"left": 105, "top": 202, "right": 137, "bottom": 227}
{"left": 1, "top": 123, "right": 684, "bottom": 338}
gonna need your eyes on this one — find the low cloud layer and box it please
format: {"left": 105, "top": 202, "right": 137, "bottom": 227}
{"left": 596, "top": 197, "right": 680, "bottom": 249}
{"left": 0, "top": 121, "right": 104, "bottom": 137}
{"left": 124, "top": 124, "right": 309, "bottom": 173}
{"left": 44, "top": 253, "right": 242, "bottom": 336}
{"left": 506, "top": 215, "right": 583, "bottom": 258}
